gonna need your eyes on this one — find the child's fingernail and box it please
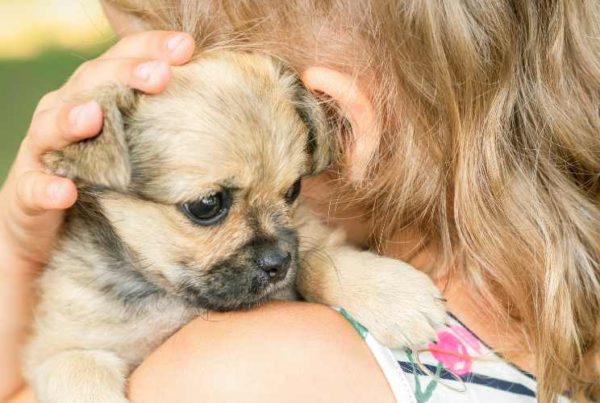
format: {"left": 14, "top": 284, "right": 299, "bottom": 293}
{"left": 167, "top": 34, "right": 186, "bottom": 51}
{"left": 68, "top": 100, "right": 100, "bottom": 132}
{"left": 47, "top": 180, "right": 70, "bottom": 202}
{"left": 167, "top": 34, "right": 192, "bottom": 59}
{"left": 135, "top": 60, "right": 166, "bottom": 83}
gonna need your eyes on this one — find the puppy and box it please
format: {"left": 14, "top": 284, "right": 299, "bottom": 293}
{"left": 24, "top": 51, "right": 445, "bottom": 403}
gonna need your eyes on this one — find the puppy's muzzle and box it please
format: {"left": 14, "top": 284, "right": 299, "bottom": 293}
{"left": 255, "top": 245, "right": 291, "bottom": 283}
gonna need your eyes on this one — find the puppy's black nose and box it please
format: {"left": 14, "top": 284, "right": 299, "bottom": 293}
{"left": 257, "top": 248, "right": 291, "bottom": 282}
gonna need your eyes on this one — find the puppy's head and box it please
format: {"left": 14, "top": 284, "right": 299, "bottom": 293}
{"left": 45, "top": 52, "right": 332, "bottom": 311}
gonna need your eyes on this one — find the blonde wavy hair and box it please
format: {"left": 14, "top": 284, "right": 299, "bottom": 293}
{"left": 104, "top": 0, "right": 600, "bottom": 400}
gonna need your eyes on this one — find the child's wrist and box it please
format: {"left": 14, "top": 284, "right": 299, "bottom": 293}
{"left": 0, "top": 224, "right": 36, "bottom": 403}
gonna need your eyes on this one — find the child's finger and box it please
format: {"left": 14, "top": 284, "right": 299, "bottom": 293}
{"left": 101, "top": 31, "right": 195, "bottom": 66}
{"left": 16, "top": 172, "right": 77, "bottom": 216}
{"left": 33, "top": 31, "right": 193, "bottom": 113}
{"left": 26, "top": 56, "right": 174, "bottom": 158}
{"left": 64, "top": 57, "right": 172, "bottom": 97}
{"left": 26, "top": 101, "right": 103, "bottom": 157}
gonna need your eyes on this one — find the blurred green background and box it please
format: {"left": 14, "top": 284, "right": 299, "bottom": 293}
{"left": 0, "top": 0, "right": 114, "bottom": 180}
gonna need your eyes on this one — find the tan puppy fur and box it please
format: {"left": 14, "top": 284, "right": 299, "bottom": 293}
{"left": 25, "top": 51, "right": 445, "bottom": 403}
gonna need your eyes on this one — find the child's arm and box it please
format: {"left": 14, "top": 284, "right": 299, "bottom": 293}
{"left": 0, "top": 30, "right": 195, "bottom": 400}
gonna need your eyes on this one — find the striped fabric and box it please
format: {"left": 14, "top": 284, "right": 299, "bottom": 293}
{"left": 339, "top": 310, "right": 570, "bottom": 402}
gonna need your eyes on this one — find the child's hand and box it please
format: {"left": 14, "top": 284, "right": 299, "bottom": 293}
{"left": 0, "top": 30, "right": 195, "bottom": 271}
{"left": 0, "top": 31, "right": 195, "bottom": 401}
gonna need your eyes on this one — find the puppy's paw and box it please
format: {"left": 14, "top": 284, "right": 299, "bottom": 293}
{"left": 29, "top": 349, "right": 130, "bottom": 403}
{"left": 346, "top": 256, "right": 447, "bottom": 349}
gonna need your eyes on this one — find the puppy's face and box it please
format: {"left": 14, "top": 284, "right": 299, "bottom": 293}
{"left": 48, "top": 52, "right": 332, "bottom": 311}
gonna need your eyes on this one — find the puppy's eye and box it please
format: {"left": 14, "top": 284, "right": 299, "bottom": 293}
{"left": 284, "top": 179, "right": 302, "bottom": 204}
{"left": 181, "top": 191, "right": 231, "bottom": 226}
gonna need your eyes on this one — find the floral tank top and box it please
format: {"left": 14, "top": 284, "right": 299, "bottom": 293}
{"left": 337, "top": 309, "right": 569, "bottom": 402}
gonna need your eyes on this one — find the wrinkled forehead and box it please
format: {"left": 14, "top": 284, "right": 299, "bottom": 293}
{"left": 127, "top": 55, "right": 310, "bottom": 203}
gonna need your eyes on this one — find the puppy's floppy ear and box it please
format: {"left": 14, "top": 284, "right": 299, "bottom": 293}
{"left": 43, "top": 85, "right": 137, "bottom": 192}
{"left": 292, "top": 82, "right": 335, "bottom": 175}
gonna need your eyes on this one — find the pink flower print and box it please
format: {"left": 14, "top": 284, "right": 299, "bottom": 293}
{"left": 428, "top": 327, "right": 476, "bottom": 376}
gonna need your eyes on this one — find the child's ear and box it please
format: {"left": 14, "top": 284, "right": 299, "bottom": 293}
{"left": 43, "top": 85, "right": 137, "bottom": 192}
{"left": 301, "top": 67, "right": 380, "bottom": 182}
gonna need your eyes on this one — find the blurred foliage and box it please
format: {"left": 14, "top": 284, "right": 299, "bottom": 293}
{"left": 0, "top": 0, "right": 111, "bottom": 59}
{"left": 0, "top": 45, "right": 111, "bottom": 180}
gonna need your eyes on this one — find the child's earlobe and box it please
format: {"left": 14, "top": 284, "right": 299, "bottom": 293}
{"left": 301, "top": 67, "right": 380, "bottom": 182}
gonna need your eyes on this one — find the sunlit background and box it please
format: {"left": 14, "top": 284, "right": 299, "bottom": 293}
{"left": 0, "top": 0, "right": 115, "bottom": 180}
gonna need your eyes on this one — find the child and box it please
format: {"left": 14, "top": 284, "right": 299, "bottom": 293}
{"left": 1, "top": 0, "right": 599, "bottom": 401}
